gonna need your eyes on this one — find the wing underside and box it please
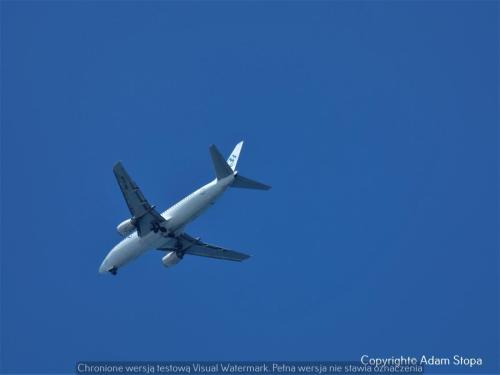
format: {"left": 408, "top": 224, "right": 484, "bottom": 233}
{"left": 113, "top": 162, "right": 166, "bottom": 237}
{"left": 159, "top": 233, "right": 250, "bottom": 262}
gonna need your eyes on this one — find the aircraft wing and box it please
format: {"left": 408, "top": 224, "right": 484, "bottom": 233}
{"left": 170, "top": 233, "right": 250, "bottom": 261}
{"left": 113, "top": 161, "right": 167, "bottom": 237}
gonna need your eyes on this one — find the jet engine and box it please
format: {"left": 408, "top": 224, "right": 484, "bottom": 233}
{"left": 116, "top": 218, "right": 136, "bottom": 237}
{"left": 162, "top": 251, "right": 183, "bottom": 267}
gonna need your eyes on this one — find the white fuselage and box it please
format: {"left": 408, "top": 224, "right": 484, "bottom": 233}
{"left": 99, "top": 174, "right": 235, "bottom": 273}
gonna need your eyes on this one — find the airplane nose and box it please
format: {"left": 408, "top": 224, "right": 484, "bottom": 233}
{"left": 99, "top": 252, "right": 112, "bottom": 274}
{"left": 99, "top": 259, "right": 108, "bottom": 274}
{"left": 99, "top": 244, "right": 121, "bottom": 274}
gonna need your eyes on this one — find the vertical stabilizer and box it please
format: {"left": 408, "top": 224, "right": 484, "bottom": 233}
{"left": 227, "top": 141, "right": 243, "bottom": 171}
{"left": 209, "top": 144, "right": 234, "bottom": 180}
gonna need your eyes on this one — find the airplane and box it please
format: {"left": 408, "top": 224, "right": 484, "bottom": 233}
{"left": 99, "top": 141, "right": 270, "bottom": 275}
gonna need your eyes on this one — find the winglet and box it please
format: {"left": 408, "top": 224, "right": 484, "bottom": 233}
{"left": 209, "top": 144, "right": 234, "bottom": 180}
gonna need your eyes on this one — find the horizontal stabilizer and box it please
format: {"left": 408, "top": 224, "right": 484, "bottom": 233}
{"left": 231, "top": 174, "right": 271, "bottom": 190}
{"left": 209, "top": 144, "right": 234, "bottom": 180}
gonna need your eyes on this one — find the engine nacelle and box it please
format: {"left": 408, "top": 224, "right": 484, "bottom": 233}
{"left": 162, "top": 251, "right": 182, "bottom": 267}
{"left": 116, "top": 218, "right": 136, "bottom": 237}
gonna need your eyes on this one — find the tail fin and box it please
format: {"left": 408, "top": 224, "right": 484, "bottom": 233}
{"left": 232, "top": 174, "right": 271, "bottom": 190}
{"left": 209, "top": 144, "right": 234, "bottom": 179}
{"left": 210, "top": 141, "right": 271, "bottom": 190}
{"left": 227, "top": 141, "right": 243, "bottom": 171}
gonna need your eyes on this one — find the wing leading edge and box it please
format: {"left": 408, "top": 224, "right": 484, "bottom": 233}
{"left": 113, "top": 161, "right": 167, "bottom": 237}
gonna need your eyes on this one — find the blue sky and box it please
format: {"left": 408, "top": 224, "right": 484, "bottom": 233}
{"left": 1, "top": 1, "right": 498, "bottom": 373}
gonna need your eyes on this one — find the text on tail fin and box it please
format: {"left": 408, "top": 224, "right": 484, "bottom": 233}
{"left": 227, "top": 141, "right": 244, "bottom": 171}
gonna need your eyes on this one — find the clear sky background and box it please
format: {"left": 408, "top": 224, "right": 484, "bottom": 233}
{"left": 1, "top": 1, "right": 498, "bottom": 373}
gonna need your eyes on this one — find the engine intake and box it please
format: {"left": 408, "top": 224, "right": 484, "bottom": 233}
{"left": 162, "top": 251, "right": 182, "bottom": 267}
{"left": 116, "top": 218, "right": 136, "bottom": 237}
